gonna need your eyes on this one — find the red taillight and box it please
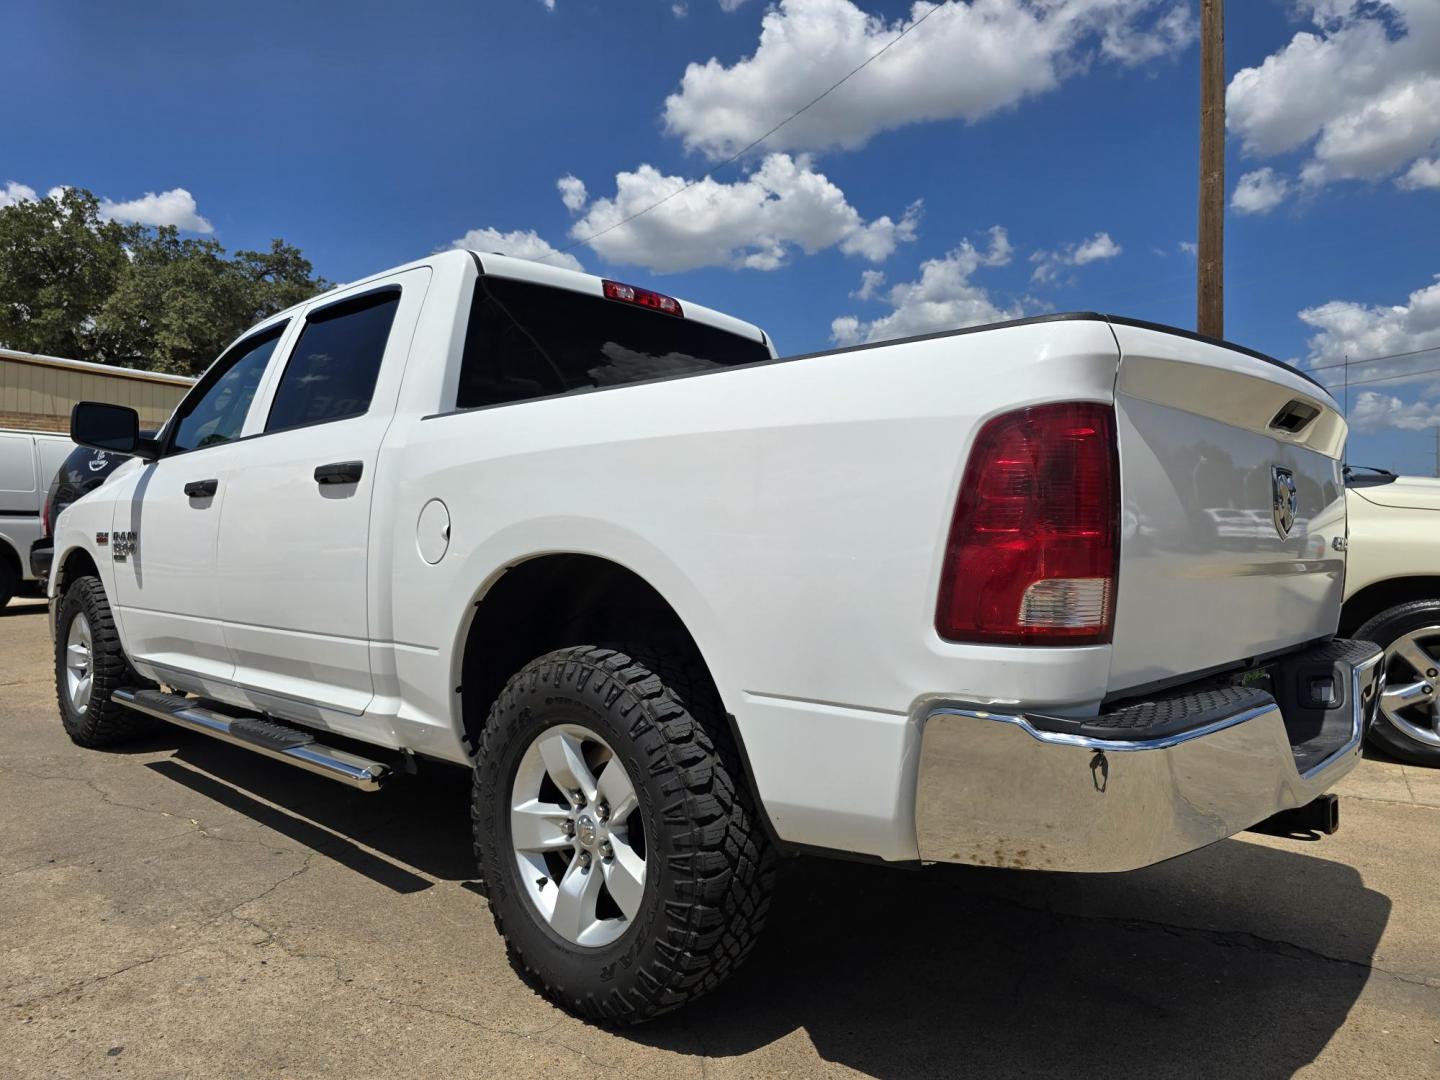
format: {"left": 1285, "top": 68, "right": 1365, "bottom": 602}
{"left": 602, "top": 279, "right": 684, "bottom": 317}
{"left": 936, "top": 402, "right": 1119, "bottom": 646}
{"left": 41, "top": 495, "right": 51, "bottom": 538}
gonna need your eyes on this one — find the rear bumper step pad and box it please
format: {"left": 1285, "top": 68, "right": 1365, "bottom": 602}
{"left": 113, "top": 688, "right": 390, "bottom": 791}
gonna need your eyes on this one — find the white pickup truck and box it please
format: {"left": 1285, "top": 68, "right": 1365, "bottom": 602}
{"left": 51, "top": 249, "right": 1382, "bottom": 1023}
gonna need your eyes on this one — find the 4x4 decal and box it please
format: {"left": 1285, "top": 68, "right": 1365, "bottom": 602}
{"left": 111, "top": 531, "right": 137, "bottom": 561}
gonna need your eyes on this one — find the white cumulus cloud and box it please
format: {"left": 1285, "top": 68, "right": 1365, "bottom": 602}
{"left": 98, "top": 188, "right": 213, "bottom": 233}
{"left": 664, "top": 0, "right": 1194, "bottom": 160}
{"left": 1231, "top": 167, "right": 1292, "bottom": 214}
{"left": 1030, "top": 231, "right": 1121, "bottom": 284}
{"left": 1399, "top": 157, "right": 1440, "bottom": 191}
{"left": 851, "top": 268, "right": 886, "bottom": 300}
{"left": 1227, "top": 1, "right": 1440, "bottom": 194}
{"left": 562, "top": 152, "right": 919, "bottom": 272}
{"left": 451, "top": 226, "right": 585, "bottom": 272}
{"left": 2, "top": 182, "right": 214, "bottom": 233}
{"left": 832, "top": 226, "right": 1020, "bottom": 345}
{"left": 0, "top": 181, "right": 38, "bottom": 208}
{"left": 557, "top": 174, "right": 588, "bottom": 212}
{"left": 719, "top": 0, "right": 749, "bottom": 11}
{"left": 1298, "top": 274, "right": 1440, "bottom": 384}
{"left": 1348, "top": 391, "right": 1440, "bottom": 433}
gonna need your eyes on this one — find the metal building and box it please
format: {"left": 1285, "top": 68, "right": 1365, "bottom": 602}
{"left": 0, "top": 348, "right": 193, "bottom": 433}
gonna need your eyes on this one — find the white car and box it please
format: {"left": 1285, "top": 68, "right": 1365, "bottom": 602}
{"left": 1342, "top": 468, "right": 1440, "bottom": 766}
{"left": 0, "top": 428, "right": 74, "bottom": 607}
{"left": 48, "top": 249, "right": 1380, "bottom": 1022}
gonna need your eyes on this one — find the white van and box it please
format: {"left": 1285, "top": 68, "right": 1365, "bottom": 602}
{"left": 0, "top": 429, "right": 74, "bottom": 607}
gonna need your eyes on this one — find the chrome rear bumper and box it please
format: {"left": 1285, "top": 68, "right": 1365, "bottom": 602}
{"left": 914, "top": 640, "right": 1383, "bottom": 873}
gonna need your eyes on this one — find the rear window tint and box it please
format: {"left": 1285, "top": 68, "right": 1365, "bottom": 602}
{"left": 455, "top": 276, "right": 769, "bottom": 410}
{"left": 266, "top": 290, "right": 400, "bottom": 433}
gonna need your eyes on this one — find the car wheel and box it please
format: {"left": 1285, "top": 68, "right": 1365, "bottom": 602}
{"left": 54, "top": 575, "right": 155, "bottom": 747}
{"left": 472, "top": 645, "right": 775, "bottom": 1023}
{"left": 1355, "top": 600, "right": 1440, "bottom": 767}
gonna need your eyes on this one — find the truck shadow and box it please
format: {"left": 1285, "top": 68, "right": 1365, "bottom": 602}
{"left": 632, "top": 846, "right": 1390, "bottom": 1079}
{"left": 147, "top": 737, "right": 478, "bottom": 886}
{"left": 147, "top": 737, "right": 1389, "bottom": 1079}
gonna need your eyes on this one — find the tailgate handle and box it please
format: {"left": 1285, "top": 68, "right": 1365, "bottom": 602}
{"left": 314, "top": 461, "right": 363, "bottom": 485}
{"left": 1270, "top": 400, "right": 1321, "bottom": 434}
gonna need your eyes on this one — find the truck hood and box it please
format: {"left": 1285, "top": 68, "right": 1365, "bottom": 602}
{"left": 1350, "top": 476, "right": 1440, "bottom": 512}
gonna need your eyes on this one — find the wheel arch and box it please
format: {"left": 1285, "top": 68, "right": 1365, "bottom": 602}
{"left": 0, "top": 533, "right": 22, "bottom": 584}
{"left": 1341, "top": 575, "right": 1440, "bottom": 638}
{"left": 53, "top": 545, "right": 103, "bottom": 599}
{"left": 455, "top": 553, "right": 734, "bottom": 756}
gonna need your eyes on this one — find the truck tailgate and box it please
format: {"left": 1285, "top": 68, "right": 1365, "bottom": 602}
{"left": 1108, "top": 322, "right": 1348, "bottom": 693}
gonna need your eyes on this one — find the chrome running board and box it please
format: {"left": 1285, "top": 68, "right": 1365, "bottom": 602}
{"left": 113, "top": 688, "right": 390, "bottom": 792}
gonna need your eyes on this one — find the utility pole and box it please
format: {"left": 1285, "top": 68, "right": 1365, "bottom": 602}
{"left": 1197, "top": 0, "right": 1225, "bottom": 340}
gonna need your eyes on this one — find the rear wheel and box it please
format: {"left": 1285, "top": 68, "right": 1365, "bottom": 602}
{"left": 54, "top": 575, "right": 154, "bottom": 747}
{"left": 1355, "top": 600, "right": 1440, "bottom": 767}
{"left": 472, "top": 645, "right": 775, "bottom": 1023}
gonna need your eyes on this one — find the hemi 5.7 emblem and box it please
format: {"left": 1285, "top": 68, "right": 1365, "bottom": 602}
{"left": 111, "top": 531, "right": 137, "bottom": 561}
{"left": 95, "top": 532, "right": 109, "bottom": 546}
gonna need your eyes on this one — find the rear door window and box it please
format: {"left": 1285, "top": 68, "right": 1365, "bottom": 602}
{"left": 455, "top": 276, "right": 770, "bottom": 410}
{"left": 265, "top": 289, "right": 400, "bottom": 433}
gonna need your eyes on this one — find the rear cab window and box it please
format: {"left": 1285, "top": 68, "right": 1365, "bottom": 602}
{"left": 454, "top": 276, "right": 771, "bottom": 411}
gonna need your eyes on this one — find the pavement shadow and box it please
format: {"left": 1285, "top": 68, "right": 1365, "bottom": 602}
{"left": 630, "top": 844, "right": 1389, "bottom": 1079}
{"left": 0, "top": 599, "right": 48, "bottom": 618}
{"left": 149, "top": 738, "right": 476, "bottom": 883}
{"left": 141, "top": 739, "right": 1389, "bottom": 1078}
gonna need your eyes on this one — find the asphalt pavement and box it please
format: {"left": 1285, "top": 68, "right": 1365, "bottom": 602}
{"left": 2, "top": 595, "right": 1437, "bottom": 1078}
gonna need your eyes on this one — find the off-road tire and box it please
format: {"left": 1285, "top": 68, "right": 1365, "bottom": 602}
{"left": 55, "top": 575, "right": 155, "bottom": 747}
{"left": 472, "top": 644, "right": 776, "bottom": 1024}
{"left": 1355, "top": 600, "right": 1440, "bottom": 767}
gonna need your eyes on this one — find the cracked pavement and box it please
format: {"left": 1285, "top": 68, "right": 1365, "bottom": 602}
{"left": 1, "top": 597, "right": 1437, "bottom": 1078}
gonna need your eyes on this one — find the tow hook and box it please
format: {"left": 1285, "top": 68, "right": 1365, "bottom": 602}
{"left": 1248, "top": 794, "right": 1341, "bottom": 839}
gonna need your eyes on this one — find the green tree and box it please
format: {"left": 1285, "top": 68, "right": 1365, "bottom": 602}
{"left": 238, "top": 239, "right": 328, "bottom": 318}
{"left": 0, "top": 187, "right": 328, "bottom": 374}
{"left": 94, "top": 228, "right": 258, "bottom": 375}
{"left": 0, "top": 188, "right": 136, "bottom": 358}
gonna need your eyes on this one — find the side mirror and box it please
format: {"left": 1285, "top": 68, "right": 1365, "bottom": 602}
{"left": 70, "top": 402, "right": 159, "bottom": 459}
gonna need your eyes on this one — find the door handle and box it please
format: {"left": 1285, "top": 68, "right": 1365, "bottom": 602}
{"left": 184, "top": 479, "right": 218, "bottom": 498}
{"left": 314, "top": 461, "right": 363, "bottom": 485}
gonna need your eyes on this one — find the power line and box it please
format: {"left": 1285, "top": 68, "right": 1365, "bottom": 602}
{"left": 1318, "top": 361, "right": 1440, "bottom": 390}
{"left": 1308, "top": 342, "right": 1440, "bottom": 374}
{"left": 538, "top": 4, "right": 943, "bottom": 264}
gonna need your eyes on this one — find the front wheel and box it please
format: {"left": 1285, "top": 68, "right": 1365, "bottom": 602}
{"left": 1355, "top": 600, "right": 1440, "bottom": 767}
{"left": 472, "top": 645, "right": 775, "bottom": 1023}
{"left": 54, "top": 575, "right": 154, "bottom": 747}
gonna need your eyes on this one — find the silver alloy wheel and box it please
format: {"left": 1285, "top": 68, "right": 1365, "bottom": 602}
{"left": 510, "top": 723, "right": 647, "bottom": 948}
{"left": 65, "top": 613, "right": 94, "bottom": 715}
{"left": 1379, "top": 626, "right": 1440, "bottom": 749}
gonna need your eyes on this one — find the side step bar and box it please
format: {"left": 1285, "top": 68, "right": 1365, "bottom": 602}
{"left": 113, "top": 688, "right": 391, "bottom": 792}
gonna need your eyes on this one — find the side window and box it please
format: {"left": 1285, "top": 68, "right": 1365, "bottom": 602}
{"left": 265, "top": 289, "right": 400, "bottom": 434}
{"left": 170, "top": 327, "right": 285, "bottom": 454}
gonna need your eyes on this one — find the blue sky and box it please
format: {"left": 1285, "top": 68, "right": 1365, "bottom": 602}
{"left": 6, "top": 1, "right": 1439, "bottom": 471}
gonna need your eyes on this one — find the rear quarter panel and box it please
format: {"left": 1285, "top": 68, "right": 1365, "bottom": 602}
{"left": 381, "top": 317, "right": 1123, "bottom": 858}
